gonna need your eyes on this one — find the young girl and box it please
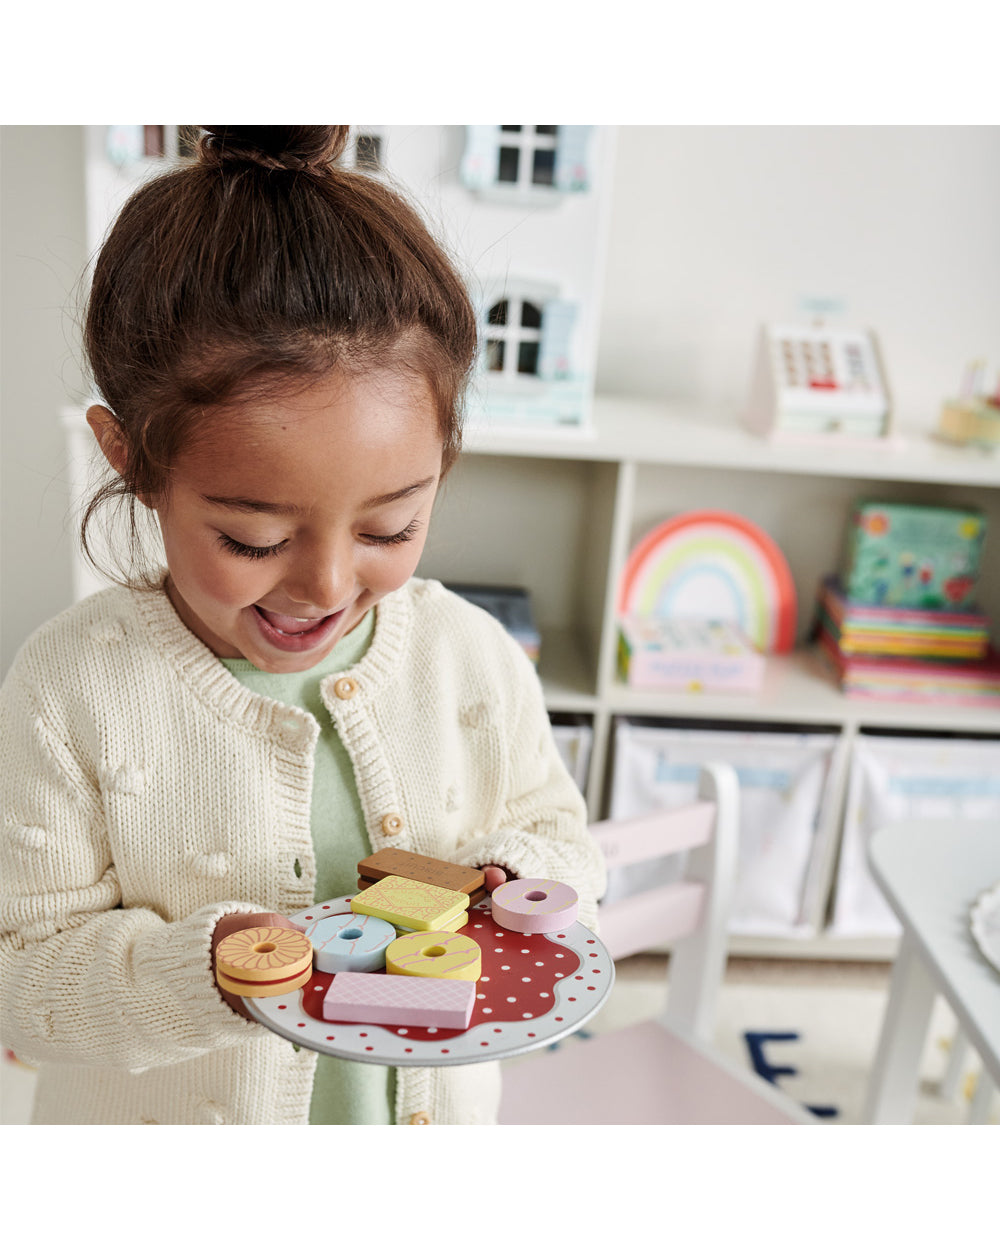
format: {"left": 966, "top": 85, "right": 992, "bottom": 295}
{"left": 0, "top": 125, "right": 605, "bottom": 1125}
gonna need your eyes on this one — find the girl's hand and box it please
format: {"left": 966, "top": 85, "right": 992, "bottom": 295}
{"left": 481, "top": 865, "right": 514, "bottom": 894}
{"left": 211, "top": 911, "right": 306, "bottom": 1020}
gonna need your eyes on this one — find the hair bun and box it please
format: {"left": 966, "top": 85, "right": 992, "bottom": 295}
{"left": 198, "top": 125, "right": 350, "bottom": 171}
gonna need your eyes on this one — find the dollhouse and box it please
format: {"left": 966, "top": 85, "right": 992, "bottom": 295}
{"left": 84, "top": 125, "right": 616, "bottom": 436}
{"left": 342, "top": 125, "right": 617, "bottom": 434}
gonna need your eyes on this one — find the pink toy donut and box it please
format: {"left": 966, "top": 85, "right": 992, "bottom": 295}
{"left": 491, "top": 877, "right": 579, "bottom": 933}
{"left": 304, "top": 912, "right": 396, "bottom": 974}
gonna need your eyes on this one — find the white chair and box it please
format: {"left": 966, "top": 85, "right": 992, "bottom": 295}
{"left": 499, "top": 763, "right": 814, "bottom": 1124}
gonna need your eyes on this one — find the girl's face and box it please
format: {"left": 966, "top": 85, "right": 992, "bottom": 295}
{"left": 149, "top": 367, "right": 444, "bottom": 672}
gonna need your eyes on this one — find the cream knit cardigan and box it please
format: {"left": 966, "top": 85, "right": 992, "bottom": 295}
{"left": 0, "top": 577, "right": 605, "bottom": 1125}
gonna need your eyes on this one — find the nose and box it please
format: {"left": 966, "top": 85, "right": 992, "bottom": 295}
{"left": 282, "top": 534, "right": 356, "bottom": 614}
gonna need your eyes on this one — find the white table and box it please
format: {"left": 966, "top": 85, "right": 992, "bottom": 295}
{"left": 863, "top": 819, "right": 1000, "bottom": 1125}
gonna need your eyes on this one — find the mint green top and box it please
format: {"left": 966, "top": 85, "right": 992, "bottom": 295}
{"left": 220, "top": 611, "right": 395, "bottom": 1124}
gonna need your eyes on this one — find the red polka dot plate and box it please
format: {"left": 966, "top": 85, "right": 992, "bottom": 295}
{"left": 244, "top": 895, "right": 615, "bottom": 1066}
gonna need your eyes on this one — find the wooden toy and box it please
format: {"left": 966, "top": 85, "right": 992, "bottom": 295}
{"left": 322, "top": 970, "right": 476, "bottom": 1029}
{"left": 357, "top": 848, "right": 486, "bottom": 904}
{"left": 215, "top": 925, "right": 313, "bottom": 998}
{"left": 618, "top": 510, "right": 797, "bottom": 656}
{"left": 245, "top": 893, "right": 615, "bottom": 1066}
{"left": 351, "top": 875, "right": 468, "bottom": 932}
{"left": 385, "top": 930, "right": 482, "bottom": 981}
{"left": 491, "top": 878, "right": 579, "bottom": 933}
{"left": 745, "top": 322, "right": 893, "bottom": 441}
{"left": 617, "top": 615, "right": 765, "bottom": 694}
{"left": 304, "top": 912, "right": 396, "bottom": 974}
{"left": 394, "top": 910, "right": 467, "bottom": 934}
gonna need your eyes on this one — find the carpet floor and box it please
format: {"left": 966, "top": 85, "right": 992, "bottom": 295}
{"left": 582, "top": 953, "right": 997, "bottom": 1125}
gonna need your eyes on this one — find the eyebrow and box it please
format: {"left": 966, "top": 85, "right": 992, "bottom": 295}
{"left": 202, "top": 477, "right": 437, "bottom": 515}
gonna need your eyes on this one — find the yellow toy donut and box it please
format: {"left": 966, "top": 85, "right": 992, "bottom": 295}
{"left": 215, "top": 925, "right": 313, "bottom": 998}
{"left": 385, "top": 930, "right": 482, "bottom": 981}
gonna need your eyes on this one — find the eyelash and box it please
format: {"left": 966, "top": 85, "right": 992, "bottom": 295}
{"left": 217, "top": 520, "right": 421, "bottom": 560}
{"left": 217, "top": 535, "right": 289, "bottom": 561}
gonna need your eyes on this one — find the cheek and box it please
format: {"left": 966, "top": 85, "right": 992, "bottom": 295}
{"left": 364, "top": 540, "right": 428, "bottom": 595}
{"left": 164, "top": 527, "right": 270, "bottom": 608}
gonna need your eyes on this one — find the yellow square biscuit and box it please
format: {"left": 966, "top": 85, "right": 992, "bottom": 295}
{"left": 351, "top": 875, "right": 468, "bottom": 931}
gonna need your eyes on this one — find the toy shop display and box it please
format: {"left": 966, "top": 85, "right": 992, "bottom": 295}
{"left": 617, "top": 510, "right": 797, "bottom": 655}
{"left": 241, "top": 851, "right": 613, "bottom": 1066}
{"left": 745, "top": 322, "right": 892, "bottom": 440}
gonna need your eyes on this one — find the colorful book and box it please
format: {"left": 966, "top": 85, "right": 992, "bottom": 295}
{"left": 841, "top": 501, "right": 985, "bottom": 610}
{"left": 817, "top": 576, "right": 990, "bottom": 660}
{"left": 818, "top": 628, "right": 1000, "bottom": 705}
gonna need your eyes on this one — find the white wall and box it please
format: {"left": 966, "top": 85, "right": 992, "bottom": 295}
{"left": 596, "top": 126, "right": 1000, "bottom": 423}
{"left": 3, "top": 125, "right": 998, "bottom": 672}
{"left": 1, "top": 127, "right": 88, "bottom": 673}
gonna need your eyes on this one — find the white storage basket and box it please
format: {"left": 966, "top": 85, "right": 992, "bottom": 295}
{"left": 607, "top": 719, "right": 839, "bottom": 937}
{"left": 831, "top": 734, "right": 1000, "bottom": 937}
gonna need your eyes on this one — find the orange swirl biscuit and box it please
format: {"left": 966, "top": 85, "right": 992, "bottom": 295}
{"left": 386, "top": 930, "right": 482, "bottom": 981}
{"left": 351, "top": 875, "right": 468, "bottom": 931}
{"left": 215, "top": 926, "right": 313, "bottom": 998}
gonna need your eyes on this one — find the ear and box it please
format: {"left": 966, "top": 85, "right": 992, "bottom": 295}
{"left": 86, "top": 404, "right": 129, "bottom": 477}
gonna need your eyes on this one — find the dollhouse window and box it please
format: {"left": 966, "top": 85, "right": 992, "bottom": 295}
{"left": 485, "top": 297, "right": 544, "bottom": 376}
{"left": 494, "top": 126, "right": 559, "bottom": 190}
{"left": 461, "top": 126, "right": 592, "bottom": 197}
{"left": 355, "top": 133, "right": 382, "bottom": 170}
{"left": 481, "top": 290, "right": 577, "bottom": 383}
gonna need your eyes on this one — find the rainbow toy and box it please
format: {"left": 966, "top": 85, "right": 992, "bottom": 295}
{"left": 618, "top": 510, "right": 797, "bottom": 654}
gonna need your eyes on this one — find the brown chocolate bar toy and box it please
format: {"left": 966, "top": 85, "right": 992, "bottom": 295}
{"left": 357, "top": 848, "right": 487, "bottom": 905}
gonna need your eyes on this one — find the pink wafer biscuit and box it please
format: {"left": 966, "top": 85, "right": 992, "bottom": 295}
{"left": 321, "top": 971, "right": 476, "bottom": 1029}
{"left": 490, "top": 877, "right": 579, "bottom": 933}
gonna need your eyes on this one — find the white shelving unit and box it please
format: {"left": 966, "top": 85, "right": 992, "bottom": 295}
{"left": 418, "top": 395, "right": 1000, "bottom": 959}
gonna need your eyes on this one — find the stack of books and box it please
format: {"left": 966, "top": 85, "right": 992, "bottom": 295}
{"left": 816, "top": 577, "right": 1000, "bottom": 706}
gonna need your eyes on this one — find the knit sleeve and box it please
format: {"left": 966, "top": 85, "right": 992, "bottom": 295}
{"left": 452, "top": 634, "right": 607, "bottom": 929}
{"left": 0, "top": 666, "right": 258, "bottom": 1071}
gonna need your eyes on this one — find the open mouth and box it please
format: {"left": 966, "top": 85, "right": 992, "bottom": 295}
{"left": 252, "top": 605, "right": 344, "bottom": 651}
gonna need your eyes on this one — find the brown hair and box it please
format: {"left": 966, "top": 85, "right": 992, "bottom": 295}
{"left": 82, "top": 124, "right": 478, "bottom": 587}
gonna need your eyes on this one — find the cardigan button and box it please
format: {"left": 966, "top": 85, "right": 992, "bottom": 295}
{"left": 409, "top": 1111, "right": 431, "bottom": 1125}
{"left": 381, "top": 814, "right": 404, "bottom": 838}
{"left": 333, "top": 676, "right": 359, "bottom": 700}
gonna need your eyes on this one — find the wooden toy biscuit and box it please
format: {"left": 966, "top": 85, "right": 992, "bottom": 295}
{"left": 386, "top": 930, "right": 482, "bottom": 981}
{"left": 215, "top": 926, "right": 313, "bottom": 998}
{"left": 357, "top": 848, "right": 487, "bottom": 904}
{"left": 304, "top": 912, "right": 396, "bottom": 974}
{"left": 394, "top": 910, "right": 467, "bottom": 935}
{"left": 322, "top": 971, "right": 476, "bottom": 1029}
{"left": 351, "top": 875, "right": 468, "bottom": 932}
{"left": 490, "top": 877, "right": 579, "bottom": 934}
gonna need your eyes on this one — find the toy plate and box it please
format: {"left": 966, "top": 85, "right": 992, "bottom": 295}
{"left": 244, "top": 895, "right": 615, "bottom": 1066}
{"left": 970, "top": 880, "right": 1000, "bottom": 976}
